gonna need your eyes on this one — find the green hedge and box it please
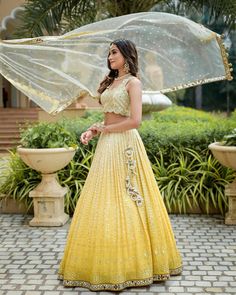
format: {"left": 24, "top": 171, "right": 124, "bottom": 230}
{"left": 140, "top": 106, "right": 235, "bottom": 158}
{"left": 0, "top": 105, "right": 235, "bottom": 215}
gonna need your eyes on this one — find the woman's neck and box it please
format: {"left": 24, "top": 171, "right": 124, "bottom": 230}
{"left": 114, "top": 73, "right": 131, "bottom": 81}
{"left": 117, "top": 70, "right": 128, "bottom": 78}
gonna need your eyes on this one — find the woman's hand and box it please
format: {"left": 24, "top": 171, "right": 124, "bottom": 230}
{"left": 80, "top": 122, "right": 109, "bottom": 145}
{"left": 80, "top": 130, "right": 94, "bottom": 145}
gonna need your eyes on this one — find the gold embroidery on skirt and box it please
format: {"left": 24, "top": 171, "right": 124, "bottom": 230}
{"left": 124, "top": 146, "right": 144, "bottom": 206}
{"left": 58, "top": 265, "right": 183, "bottom": 291}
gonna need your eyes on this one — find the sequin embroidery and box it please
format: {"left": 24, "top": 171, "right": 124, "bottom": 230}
{"left": 124, "top": 146, "right": 144, "bottom": 206}
{"left": 58, "top": 265, "right": 183, "bottom": 291}
{"left": 100, "top": 76, "right": 135, "bottom": 116}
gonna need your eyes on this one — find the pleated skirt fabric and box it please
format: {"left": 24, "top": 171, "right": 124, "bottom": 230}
{"left": 58, "top": 129, "right": 182, "bottom": 291}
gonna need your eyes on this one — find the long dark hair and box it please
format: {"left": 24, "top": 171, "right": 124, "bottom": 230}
{"left": 97, "top": 39, "right": 139, "bottom": 95}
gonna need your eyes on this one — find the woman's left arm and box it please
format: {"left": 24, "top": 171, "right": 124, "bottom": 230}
{"left": 103, "top": 78, "right": 142, "bottom": 133}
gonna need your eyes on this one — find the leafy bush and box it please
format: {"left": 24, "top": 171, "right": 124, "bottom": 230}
{"left": 0, "top": 151, "right": 40, "bottom": 211}
{"left": 19, "top": 121, "right": 78, "bottom": 148}
{"left": 0, "top": 105, "right": 235, "bottom": 215}
{"left": 151, "top": 105, "right": 218, "bottom": 123}
{"left": 222, "top": 128, "right": 236, "bottom": 146}
{"left": 151, "top": 146, "right": 233, "bottom": 215}
{"left": 140, "top": 106, "right": 235, "bottom": 161}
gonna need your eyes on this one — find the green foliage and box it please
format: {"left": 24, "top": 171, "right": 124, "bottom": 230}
{"left": 19, "top": 121, "right": 78, "bottom": 148}
{"left": 14, "top": 0, "right": 236, "bottom": 37}
{"left": 0, "top": 106, "right": 235, "bottom": 216}
{"left": 151, "top": 147, "right": 233, "bottom": 215}
{"left": 151, "top": 105, "right": 219, "bottom": 122}
{"left": 140, "top": 106, "right": 235, "bottom": 161}
{"left": 154, "top": 0, "right": 236, "bottom": 29}
{"left": 222, "top": 128, "right": 236, "bottom": 146}
{"left": 0, "top": 151, "right": 41, "bottom": 212}
{"left": 14, "top": 0, "right": 98, "bottom": 37}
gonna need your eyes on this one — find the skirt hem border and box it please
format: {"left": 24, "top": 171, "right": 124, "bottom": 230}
{"left": 58, "top": 265, "right": 183, "bottom": 291}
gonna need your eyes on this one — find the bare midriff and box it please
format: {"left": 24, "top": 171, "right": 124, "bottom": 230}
{"left": 104, "top": 112, "right": 129, "bottom": 125}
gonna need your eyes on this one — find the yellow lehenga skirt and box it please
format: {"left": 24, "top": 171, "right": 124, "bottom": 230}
{"left": 58, "top": 128, "right": 183, "bottom": 291}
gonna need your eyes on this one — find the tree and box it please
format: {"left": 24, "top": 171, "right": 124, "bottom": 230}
{"left": 14, "top": 0, "right": 236, "bottom": 38}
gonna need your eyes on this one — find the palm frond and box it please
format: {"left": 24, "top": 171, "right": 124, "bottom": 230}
{"left": 104, "top": 0, "right": 162, "bottom": 17}
{"left": 13, "top": 0, "right": 236, "bottom": 38}
{"left": 180, "top": 0, "right": 236, "bottom": 29}
{"left": 14, "top": 0, "right": 98, "bottom": 38}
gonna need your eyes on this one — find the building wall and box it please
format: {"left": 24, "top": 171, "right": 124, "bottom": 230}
{"left": 0, "top": 0, "right": 25, "bottom": 22}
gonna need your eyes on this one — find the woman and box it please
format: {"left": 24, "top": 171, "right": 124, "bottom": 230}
{"left": 58, "top": 39, "right": 183, "bottom": 291}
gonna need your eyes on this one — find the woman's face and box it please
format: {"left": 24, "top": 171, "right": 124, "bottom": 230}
{"left": 108, "top": 44, "right": 125, "bottom": 70}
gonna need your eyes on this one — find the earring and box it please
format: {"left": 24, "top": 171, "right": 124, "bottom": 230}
{"left": 124, "top": 62, "right": 130, "bottom": 73}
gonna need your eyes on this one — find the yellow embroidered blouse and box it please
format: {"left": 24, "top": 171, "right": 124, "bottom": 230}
{"left": 100, "top": 75, "right": 135, "bottom": 116}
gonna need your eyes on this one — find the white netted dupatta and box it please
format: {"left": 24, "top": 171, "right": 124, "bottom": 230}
{"left": 0, "top": 12, "right": 233, "bottom": 114}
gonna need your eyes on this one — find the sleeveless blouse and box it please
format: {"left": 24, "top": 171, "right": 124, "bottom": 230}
{"left": 100, "top": 76, "right": 135, "bottom": 116}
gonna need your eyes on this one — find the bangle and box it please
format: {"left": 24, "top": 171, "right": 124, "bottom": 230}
{"left": 93, "top": 122, "right": 105, "bottom": 130}
{"left": 87, "top": 122, "right": 105, "bottom": 133}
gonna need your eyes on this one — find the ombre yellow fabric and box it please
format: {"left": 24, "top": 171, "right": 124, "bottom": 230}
{"left": 58, "top": 110, "right": 183, "bottom": 290}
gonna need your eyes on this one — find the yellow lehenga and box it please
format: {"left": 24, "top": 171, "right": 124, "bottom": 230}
{"left": 58, "top": 76, "right": 183, "bottom": 291}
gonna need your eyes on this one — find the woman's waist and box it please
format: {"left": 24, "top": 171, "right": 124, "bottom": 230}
{"left": 104, "top": 112, "right": 129, "bottom": 125}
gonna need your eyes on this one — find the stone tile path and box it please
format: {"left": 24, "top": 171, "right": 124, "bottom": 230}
{"left": 0, "top": 214, "right": 235, "bottom": 295}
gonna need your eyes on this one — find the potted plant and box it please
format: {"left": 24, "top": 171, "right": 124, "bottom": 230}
{"left": 17, "top": 122, "right": 78, "bottom": 227}
{"left": 209, "top": 128, "right": 236, "bottom": 225}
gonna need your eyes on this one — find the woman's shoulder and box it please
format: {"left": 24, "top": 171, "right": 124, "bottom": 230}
{"left": 125, "top": 76, "right": 142, "bottom": 90}
{"left": 125, "top": 75, "right": 141, "bottom": 86}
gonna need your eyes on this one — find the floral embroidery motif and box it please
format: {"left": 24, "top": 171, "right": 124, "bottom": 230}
{"left": 124, "top": 146, "right": 144, "bottom": 206}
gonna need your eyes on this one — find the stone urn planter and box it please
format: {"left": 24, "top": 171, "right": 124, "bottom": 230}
{"left": 17, "top": 147, "right": 76, "bottom": 227}
{"left": 142, "top": 91, "right": 172, "bottom": 119}
{"left": 208, "top": 142, "right": 236, "bottom": 225}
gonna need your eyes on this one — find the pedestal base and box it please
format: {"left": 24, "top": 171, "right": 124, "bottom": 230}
{"left": 225, "top": 212, "right": 236, "bottom": 225}
{"left": 29, "top": 211, "right": 69, "bottom": 227}
{"left": 225, "top": 180, "right": 236, "bottom": 225}
{"left": 29, "top": 173, "right": 69, "bottom": 227}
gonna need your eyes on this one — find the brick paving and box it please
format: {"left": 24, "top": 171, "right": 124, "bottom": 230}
{"left": 0, "top": 214, "right": 235, "bottom": 295}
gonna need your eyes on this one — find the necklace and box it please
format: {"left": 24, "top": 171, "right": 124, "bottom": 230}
{"left": 114, "top": 73, "right": 131, "bottom": 81}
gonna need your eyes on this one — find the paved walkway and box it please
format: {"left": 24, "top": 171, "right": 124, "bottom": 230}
{"left": 0, "top": 214, "right": 235, "bottom": 295}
